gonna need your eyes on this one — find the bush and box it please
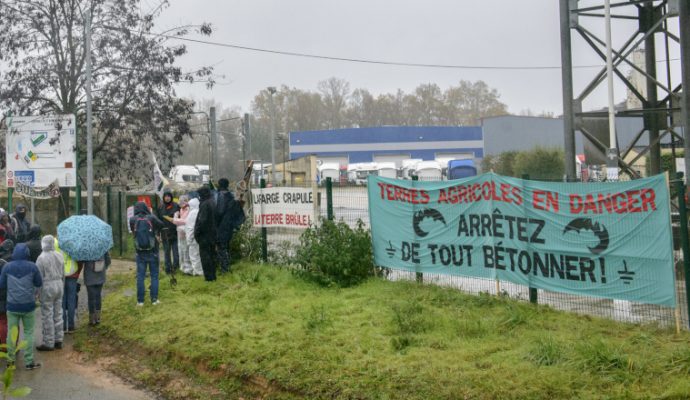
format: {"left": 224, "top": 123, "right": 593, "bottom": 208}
{"left": 230, "top": 222, "right": 262, "bottom": 262}
{"left": 294, "top": 219, "right": 376, "bottom": 287}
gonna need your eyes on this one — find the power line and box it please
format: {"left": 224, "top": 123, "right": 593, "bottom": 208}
{"left": 114, "top": 27, "right": 681, "bottom": 71}
{"left": 128, "top": 28, "right": 568, "bottom": 70}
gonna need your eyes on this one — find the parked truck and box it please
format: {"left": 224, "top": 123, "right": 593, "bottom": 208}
{"left": 414, "top": 161, "right": 443, "bottom": 181}
{"left": 447, "top": 159, "right": 478, "bottom": 180}
{"left": 376, "top": 162, "right": 398, "bottom": 179}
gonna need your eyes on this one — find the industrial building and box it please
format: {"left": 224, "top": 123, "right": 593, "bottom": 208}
{"left": 289, "top": 126, "right": 483, "bottom": 168}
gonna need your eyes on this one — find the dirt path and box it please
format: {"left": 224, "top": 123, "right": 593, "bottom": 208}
{"left": 12, "top": 259, "right": 157, "bottom": 400}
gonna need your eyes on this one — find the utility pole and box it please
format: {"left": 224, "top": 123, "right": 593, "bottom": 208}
{"left": 680, "top": 0, "right": 690, "bottom": 182}
{"left": 85, "top": 8, "right": 94, "bottom": 214}
{"left": 604, "top": 0, "right": 618, "bottom": 181}
{"left": 559, "top": 0, "right": 576, "bottom": 180}
{"left": 210, "top": 106, "right": 217, "bottom": 184}
{"left": 244, "top": 113, "right": 251, "bottom": 160}
{"left": 267, "top": 87, "right": 277, "bottom": 185}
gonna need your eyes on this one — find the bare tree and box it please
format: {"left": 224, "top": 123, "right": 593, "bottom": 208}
{"left": 0, "top": 0, "right": 215, "bottom": 181}
{"left": 318, "top": 77, "right": 350, "bottom": 129}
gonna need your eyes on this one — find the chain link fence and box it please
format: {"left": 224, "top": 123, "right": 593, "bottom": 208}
{"left": 256, "top": 175, "right": 690, "bottom": 329}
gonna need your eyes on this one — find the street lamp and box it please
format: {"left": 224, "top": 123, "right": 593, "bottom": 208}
{"left": 267, "top": 87, "right": 277, "bottom": 185}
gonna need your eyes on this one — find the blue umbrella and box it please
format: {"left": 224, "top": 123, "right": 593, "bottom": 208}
{"left": 57, "top": 215, "right": 113, "bottom": 261}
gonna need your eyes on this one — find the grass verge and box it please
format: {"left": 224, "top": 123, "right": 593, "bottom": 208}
{"left": 85, "top": 262, "right": 690, "bottom": 399}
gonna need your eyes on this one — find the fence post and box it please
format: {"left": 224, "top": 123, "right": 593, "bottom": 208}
{"left": 260, "top": 178, "right": 268, "bottom": 263}
{"left": 412, "top": 175, "right": 423, "bottom": 283}
{"left": 106, "top": 185, "right": 112, "bottom": 225}
{"left": 523, "top": 174, "right": 538, "bottom": 304}
{"left": 75, "top": 183, "right": 81, "bottom": 215}
{"left": 326, "top": 177, "right": 334, "bottom": 221}
{"left": 118, "top": 191, "right": 123, "bottom": 257}
{"left": 675, "top": 172, "right": 690, "bottom": 328}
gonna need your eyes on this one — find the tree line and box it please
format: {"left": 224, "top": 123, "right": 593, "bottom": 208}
{"left": 0, "top": 0, "right": 511, "bottom": 185}
{"left": 244, "top": 78, "right": 508, "bottom": 165}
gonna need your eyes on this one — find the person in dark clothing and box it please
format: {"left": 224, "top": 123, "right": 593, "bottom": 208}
{"left": 10, "top": 204, "right": 30, "bottom": 243}
{"left": 26, "top": 225, "right": 42, "bottom": 263}
{"left": 215, "top": 178, "right": 245, "bottom": 273}
{"left": 156, "top": 190, "right": 180, "bottom": 275}
{"left": 0, "top": 240, "right": 15, "bottom": 349}
{"left": 0, "top": 243, "right": 43, "bottom": 369}
{"left": 194, "top": 186, "right": 217, "bottom": 282}
{"left": 83, "top": 252, "right": 110, "bottom": 325}
{"left": 0, "top": 211, "right": 14, "bottom": 245}
{"left": 130, "top": 202, "right": 165, "bottom": 305}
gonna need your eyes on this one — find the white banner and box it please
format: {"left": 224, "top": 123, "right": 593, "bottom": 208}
{"left": 6, "top": 115, "right": 77, "bottom": 188}
{"left": 151, "top": 152, "right": 169, "bottom": 200}
{"left": 14, "top": 179, "right": 61, "bottom": 199}
{"left": 252, "top": 187, "right": 314, "bottom": 228}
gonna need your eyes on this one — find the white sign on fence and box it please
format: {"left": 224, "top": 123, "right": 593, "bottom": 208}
{"left": 252, "top": 187, "right": 314, "bottom": 229}
{"left": 6, "top": 114, "right": 77, "bottom": 188}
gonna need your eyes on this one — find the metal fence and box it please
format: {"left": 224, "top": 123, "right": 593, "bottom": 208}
{"left": 258, "top": 176, "right": 690, "bottom": 330}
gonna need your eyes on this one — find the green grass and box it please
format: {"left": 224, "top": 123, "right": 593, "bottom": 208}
{"left": 98, "top": 262, "right": 690, "bottom": 399}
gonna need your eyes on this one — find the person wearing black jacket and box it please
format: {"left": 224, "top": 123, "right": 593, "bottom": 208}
{"left": 156, "top": 190, "right": 180, "bottom": 275}
{"left": 215, "top": 178, "right": 244, "bottom": 273}
{"left": 194, "top": 186, "right": 217, "bottom": 282}
{"left": 10, "top": 204, "right": 31, "bottom": 243}
{"left": 26, "top": 225, "right": 42, "bottom": 263}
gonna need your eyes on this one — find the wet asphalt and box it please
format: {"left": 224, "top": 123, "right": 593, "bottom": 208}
{"left": 11, "top": 260, "right": 155, "bottom": 400}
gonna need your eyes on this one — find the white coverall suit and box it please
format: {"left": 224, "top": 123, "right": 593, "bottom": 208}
{"left": 36, "top": 235, "right": 65, "bottom": 348}
{"left": 184, "top": 198, "right": 203, "bottom": 276}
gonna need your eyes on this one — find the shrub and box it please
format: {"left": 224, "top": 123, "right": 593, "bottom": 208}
{"left": 294, "top": 219, "right": 377, "bottom": 287}
{"left": 230, "top": 222, "right": 262, "bottom": 262}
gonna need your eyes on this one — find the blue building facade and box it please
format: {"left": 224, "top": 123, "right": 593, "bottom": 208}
{"left": 289, "top": 126, "right": 483, "bottom": 165}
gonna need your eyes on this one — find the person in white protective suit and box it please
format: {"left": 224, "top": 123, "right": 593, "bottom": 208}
{"left": 184, "top": 198, "right": 203, "bottom": 276}
{"left": 172, "top": 195, "right": 192, "bottom": 274}
{"left": 36, "top": 235, "right": 64, "bottom": 351}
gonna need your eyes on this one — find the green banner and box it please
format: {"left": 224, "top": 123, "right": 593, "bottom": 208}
{"left": 368, "top": 173, "right": 675, "bottom": 307}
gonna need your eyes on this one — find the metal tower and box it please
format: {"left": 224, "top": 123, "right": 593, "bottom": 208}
{"left": 560, "top": 0, "right": 690, "bottom": 179}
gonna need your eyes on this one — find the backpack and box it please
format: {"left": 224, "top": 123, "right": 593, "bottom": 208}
{"left": 134, "top": 217, "right": 156, "bottom": 251}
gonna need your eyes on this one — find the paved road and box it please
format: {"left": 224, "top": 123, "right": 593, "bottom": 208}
{"left": 11, "top": 260, "right": 155, "bottom": 400}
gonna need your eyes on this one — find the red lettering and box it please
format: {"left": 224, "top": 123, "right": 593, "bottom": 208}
{"left": 612, "top": 193, "right": 626, "bottom": 214}
{"left": 597, "top": 193, "right": 613, "bottom": 213}
{"left": 458, "top": 185, "right": 468, "bottom": 203}
{"left": 437, "top": 189, "right": 446, "bottom": 203}
{"left": 546, "top": 191, "right": 559, "bottom": 213}
{"left": 410, "top": 189, "right": 419, "bottom": 204}
{"left": 570, "top": 194, "right": 583, "bottom": 213}
{"left": 490, "top": 181, "right": 502, "bottom": 202}
{"left": 378, "top": 183, "right": 386, "bottom": 199}
{"left": 640, "top": 188, "right": 656, "bottom": 211}
{"left": 583, "top": 194, "right": 598, "bottom": 214}
{"left": 627, "top": 190, "right": 641, "bottom": 212}
{"left": 500, "top": 183, "right": 512, "bottom": 204}
{"left": 533, "top": 190, "right": 547, "bottom": 211}
{"left": 472, "top": 184, "right": 481, "bottom": 202}
{"left": 481, "top": 182, "right": 492, "bottom": 201}
{"left": 512, "top": 186, "right": 523, "bottom": 205}
{"left": 386, "top": 185, "right": 395, "bottom": 201}
{"left": 421, "top": 190, "right": 430, "bottom": 204}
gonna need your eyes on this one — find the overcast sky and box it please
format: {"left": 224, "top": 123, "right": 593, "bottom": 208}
{"left": 156, "top": 0, "right": 682, "bottom": 117}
